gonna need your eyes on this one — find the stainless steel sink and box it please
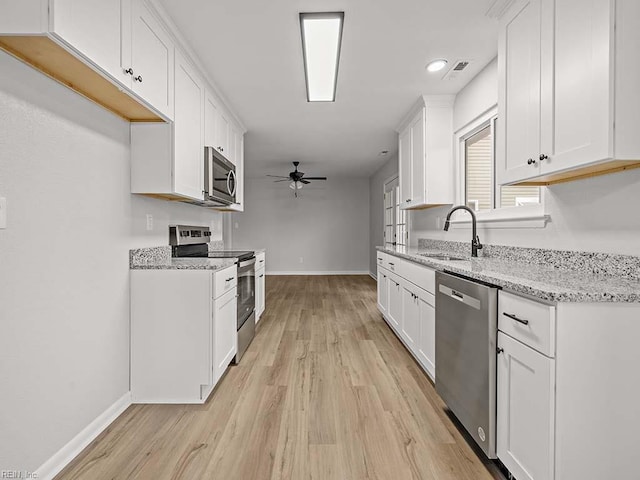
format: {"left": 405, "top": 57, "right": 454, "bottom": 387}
{"left": 418, "top": 253, "right": 467, "bottom": 261}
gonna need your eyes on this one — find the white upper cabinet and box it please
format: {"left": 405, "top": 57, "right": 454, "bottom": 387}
{"left": 131, "top": 51, "right": 204, "bottom": 201}
{"left": 397, "top": 95, "right": 455, "bottom": 210}
{"left": 173, "top": 50, "right": 204, "bottom": 200}
{"left": 130, "top": 0, "right": 174, "bottom": 120}
{"left": 204, "top": 91, "right": 232, "bottom": 163}
{"left": 497, "top": 0, "right": 640, "bottom": 187}
{"left": 50, "top": 0, "right": 131, "bottom": 88}
{"left": 497, "top": 0, "right": 542, "bottom": 185}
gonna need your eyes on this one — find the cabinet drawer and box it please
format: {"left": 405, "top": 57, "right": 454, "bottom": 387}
{"left": 402, "top": 260, "right": 435, "bottom": 294}
{"left": 377, "top": 252, "right": 388, "bottom": 268}
{"left": 213, "top": 265, "right": 237, "bottom": 299}
{"left": 499, "top": 291, "right": 556, "bottom": 357}
{"left": 256, "top": 252, "right": 266, "bottom": 269}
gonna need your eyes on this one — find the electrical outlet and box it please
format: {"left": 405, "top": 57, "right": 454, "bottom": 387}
{"left": 299, "top": 257, "right": 304, "bottom": 264}
{"left": 146, "top": 214, "right": 153, "bottom": 231}
{"left": 0, "top": 197, "right": 6, "bottom": 229}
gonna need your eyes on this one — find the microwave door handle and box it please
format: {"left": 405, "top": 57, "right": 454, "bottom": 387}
{"left": 227, "top": 169, "right": 237, "bottom": 197}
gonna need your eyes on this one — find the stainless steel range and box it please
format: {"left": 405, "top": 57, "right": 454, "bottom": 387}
{"left": 169, "top": 225, "right": 256, "bottom": 362}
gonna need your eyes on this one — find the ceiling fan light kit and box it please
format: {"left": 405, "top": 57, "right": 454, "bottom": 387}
{"left": 267, "top": 161, "right": 327, "bottom": 197}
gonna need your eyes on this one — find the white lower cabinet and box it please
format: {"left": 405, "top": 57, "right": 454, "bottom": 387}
{"left": 131, "top": 265, "right": 237, "bottom": 403}
{"left": 387, "top": 273, "right": 402, "bottom": 333}
{"left": 377, "top": 267, "right": 389, "bottom": 317}
{"left": 377, "top": 256, "right": 436, "bottom": 381}
{"left": 401, "top": 284, "right": 420, "bottom": 352}
{"left": 497, "top": 332, "right": 555, "bottom": 480}
{"left": 416, "top": 291, "right": 436, "bottom": 379}
{"left": 255, "top": 252, "right": 266, "bottom": 323}
{"left": 213, "top": 288, "right": 238, "bottom": 384}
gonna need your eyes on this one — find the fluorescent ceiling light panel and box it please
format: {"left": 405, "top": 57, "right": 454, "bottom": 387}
{"left": 300, "top": 12, "right": 344, "bottom": 102}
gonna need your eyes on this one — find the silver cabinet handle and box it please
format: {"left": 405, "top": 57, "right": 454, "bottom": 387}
{"left": 503, "top": 312, "right": 529, "bottom": 325}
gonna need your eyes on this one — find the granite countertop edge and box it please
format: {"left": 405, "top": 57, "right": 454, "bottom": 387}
{"left": 376, "top": 246, "right": 640, "bottom": 304}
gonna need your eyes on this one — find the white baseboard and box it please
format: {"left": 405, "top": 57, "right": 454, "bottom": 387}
{"left": 369, "top": 272, "right": 377, "bottom": 281}
{"left": 267, "top": 271, "right": 371, "bottom": 276}
{"left": 35, "top": 392, "right": 132, "bottom": 480}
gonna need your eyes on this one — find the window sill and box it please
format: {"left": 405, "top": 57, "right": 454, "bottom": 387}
{"left": 448, "top": 204, "right": 549, "bottom": 229}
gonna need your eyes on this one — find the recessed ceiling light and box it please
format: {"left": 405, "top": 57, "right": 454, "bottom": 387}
{"left": 426, "top": 59, "right": 448, "bottom": 73}
{"left": 300, "top": 12, "right": 344, "bottom": 102}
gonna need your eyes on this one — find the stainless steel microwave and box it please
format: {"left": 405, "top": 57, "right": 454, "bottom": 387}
{"left": 204, "top": 146, "right": 236, "bottom": 205}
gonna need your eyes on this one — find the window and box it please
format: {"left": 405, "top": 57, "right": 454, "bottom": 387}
{"left": 462, "top": 114, "right": 540, "bottom": 212}
{"left": 384, "top": 177, "right": 407, "bottom": 248}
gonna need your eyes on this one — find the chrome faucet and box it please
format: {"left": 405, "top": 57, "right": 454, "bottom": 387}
{"left": 443, "top": 205, "right": 483, "bottom": 257}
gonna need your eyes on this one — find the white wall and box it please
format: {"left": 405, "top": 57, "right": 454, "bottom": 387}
{"left": 410, "top": 56, "right": 640, "bottom": 256}
{"left": 453, "top": 57, "right": 498, "bottom": 131}
{"left": 230, "top": 177, "right": 370, "bottom": 274}
{"left": 0, "top": 52, "right": 224, "bottom": 472}
{"left": 369, "top": 156, "right": 399, "bottom": 275}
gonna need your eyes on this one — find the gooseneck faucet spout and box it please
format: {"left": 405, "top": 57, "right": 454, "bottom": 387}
{"left": 443, "top": 205, "right": 483, "bottom": 257}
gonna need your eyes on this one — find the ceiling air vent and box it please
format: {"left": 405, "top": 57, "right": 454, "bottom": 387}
{"left": 442, "top": 60, "right": 472, "bottom": 80}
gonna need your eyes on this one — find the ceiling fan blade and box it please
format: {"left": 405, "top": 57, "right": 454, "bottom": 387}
{"left": 273, "top": 179, "right": 290, "bottom": 182}
{"left": 302, "top": 177, "right": 327, "bottom": 180}
{"left": 299, "top": 179, "right": 310, "bottom": 184}
{"left": 266, "top": 175, "right": 289, "bottom": 178}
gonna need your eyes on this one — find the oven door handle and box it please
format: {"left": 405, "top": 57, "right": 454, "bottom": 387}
{"left": 238, "top": 257, "right": 256, "bottom": 268}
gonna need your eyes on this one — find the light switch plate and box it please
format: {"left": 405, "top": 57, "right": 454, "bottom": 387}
{"left": 0, "top": 197, "right": 6, "bottom": 229}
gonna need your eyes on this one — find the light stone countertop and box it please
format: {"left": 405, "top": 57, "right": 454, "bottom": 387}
{"left": 131, "top": 257, "right": 237, "bottom": 271}
{"left": 377, "top": 246, "right": 640, "bottom": 303}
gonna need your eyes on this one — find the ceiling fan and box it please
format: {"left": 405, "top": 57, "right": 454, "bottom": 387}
{"left": 267, "top": 161, "right": 327, "bottom": 197}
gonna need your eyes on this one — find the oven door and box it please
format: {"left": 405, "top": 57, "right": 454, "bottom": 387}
{"left": 237, "top": 257, "right": 256, "bottom": 328}
{"left": 204, "top": 146, "right": 236, "bottom": 205}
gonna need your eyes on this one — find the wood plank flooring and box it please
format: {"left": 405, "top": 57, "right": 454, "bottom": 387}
{"left": 55, "top": 275, "right": 504, "bottom": 480}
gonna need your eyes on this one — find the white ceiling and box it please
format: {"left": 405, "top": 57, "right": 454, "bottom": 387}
{"left": 159, "top": 0, "right": 499, "bottom": 179}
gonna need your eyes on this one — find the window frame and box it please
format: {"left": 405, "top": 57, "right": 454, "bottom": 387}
{"left": 451, "top": 106, "right": 549, "bottom": 229}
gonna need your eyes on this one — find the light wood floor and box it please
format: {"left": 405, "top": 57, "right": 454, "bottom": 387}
{"left": 56, "top": 275, "right": 504, "bottom": 480}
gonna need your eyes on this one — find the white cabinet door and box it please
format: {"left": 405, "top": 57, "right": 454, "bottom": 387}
{"left": 173, "top": 50, "right": 204, "bottom": 200}
{"left": 387, "top": 274, "right": 402, "bottom": 333}
{"left": 51, "top": 0, "right": 130, "bottom": 87}
{"left": 399, "top": 126, "right": 412, "bottom": 209}
{"left": 213, "top": 287, "right": 237, "bottom": 383}
{"left": 215, "top": 108, "right": 230, "bottom": 157}
{"left": 416, "top": 290, "right": 436, "bottom": 380}
{"left": 377, "top": 267, "right": 389, "bottom": 317}
{"left": 497, "top": 332, "right": 555, "bottom": 480}
{"left": 410, "top": 111, "right": 425, "bottom": 207}
{"left": 256, "top": 269, "right": 265, "bottom": 320}
{"left": 539, "top": 0, "right": 613, "bottom": 175}
{"left": 204, "top": 90, "right": 219, "bottom": 148}
{"left": 401, "top": 284, "right": 419, "bottom": 353}
{"left": 131, "top": 0, "right": 173, "bottom": 119}
{"left": 497, "top": 0, "right": 543, "bottom": 185}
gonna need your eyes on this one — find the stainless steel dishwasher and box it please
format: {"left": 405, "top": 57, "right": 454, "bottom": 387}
{"left": 435, "top": 271, "right": 498, "bottom": 459}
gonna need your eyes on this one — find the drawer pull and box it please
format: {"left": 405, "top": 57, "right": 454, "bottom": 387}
{"left": 388, "top": 262, "right": 395, "bottom": 266}
{"left": 260, "top": 274, "right": 264, "bottom": 278}
{"left": 225, "top": 277, "right": 234, "bottom": 282}
{"left": 503, "top": 312, "right": 529, "bottom": 325}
